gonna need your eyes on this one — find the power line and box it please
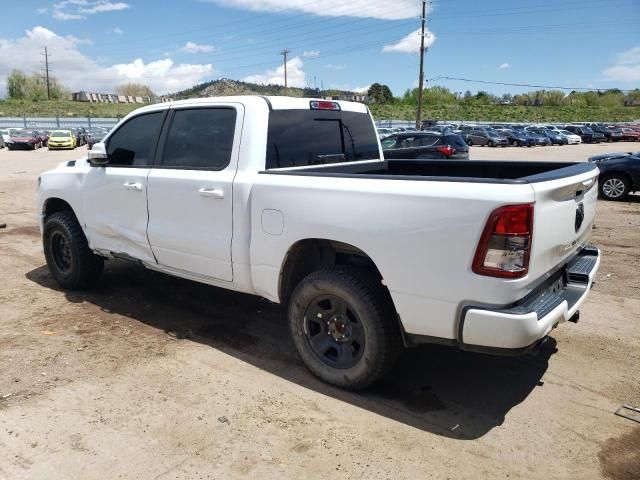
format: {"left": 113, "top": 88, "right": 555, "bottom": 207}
{"left": 428, "top": 76, "right": 637, "bottom": 93}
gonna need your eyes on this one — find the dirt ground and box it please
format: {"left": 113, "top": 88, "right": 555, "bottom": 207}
{"left": 0, "top": 143, "right": 639, "bottom": 480}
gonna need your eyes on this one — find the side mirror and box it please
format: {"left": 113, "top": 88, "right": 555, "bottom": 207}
{"left": 88, "top": 142, "right": 108, "bottom": 167}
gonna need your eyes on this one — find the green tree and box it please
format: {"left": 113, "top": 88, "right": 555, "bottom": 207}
{"left": 115, "top": 83, "right": 155, "bottom": 97}
{"left": 368, "top": 83, "right": 393, "bottom": 103}
{"left": 7, "top": 70, "right": 28, "bottom": 99}
{"left": 543, "top": 90, "right": 566, "bottom": 107}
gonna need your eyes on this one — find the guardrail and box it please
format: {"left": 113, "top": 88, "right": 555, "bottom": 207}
{"left": 0, "top": 117, "right": 120, "bottom": 129}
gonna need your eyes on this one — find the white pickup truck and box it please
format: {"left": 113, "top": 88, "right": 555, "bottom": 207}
{"left": 38, "top": 96, "right": 601, "bottom": 389}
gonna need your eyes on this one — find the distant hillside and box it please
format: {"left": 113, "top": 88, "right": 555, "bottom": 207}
{"left": 167, "top": 78, "right": 355, "bottom": 100}
{"left": 168, "top": 78, "right": 306, "bottom": 99}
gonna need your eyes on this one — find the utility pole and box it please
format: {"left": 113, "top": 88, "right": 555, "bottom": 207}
{"left": 280, "top": 49, "right": 290, "bottom": 96}
{"left": 415, "top": 0, "right": 427, "bottom": 129}
{"left": 42, "top": 46, "right": 51, "bottom": 100}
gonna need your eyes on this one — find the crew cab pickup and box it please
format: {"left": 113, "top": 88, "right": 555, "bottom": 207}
{"left": 38, "top": 96, "right": 601, "bottom": 389}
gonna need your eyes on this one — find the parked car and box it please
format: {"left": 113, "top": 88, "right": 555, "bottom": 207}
{"left": 0, "top": 129, "right": 12, "bottom": 144}
{"left": 47, "top": 130, "right": 77, "bottom": 150}
{"left": 564, "top": 125, "right": 605, "bottom": 143}
{"left": 591, "top": 126, "right": 624, "bottom": 142}
{"left": 589, "top": 151, "right": 640, "bottom": 200}
{"left": 376, "top": 128, "right": 393, "bottom": 139}
{"left": 558, "top": 130, "right": 582, "bottom": 145}
{"left": 34, "top": 130, "right": 50, "bottom": 147}
{"left": 525, "top": 131, "right": 552, "bottom": 146}
{"left": 381, "top": 131, "right": 469, "bottom": 159}
{"left": 494, "top": 129, "right": 536, "bottom": 147}
{"left": 464, "top": 129, "right": 509, "bottom": 147}
{"left": 527, "top": 128, "right": 567, "bottom": 145}
{"left": 6, "top": 130, "right": 43, "bottom": 150}
{"left": 37, "top": 96, "right": 601, "bottom": 389}
{"left": 70, "top": 127, "right": 87, "bottom": 146}
{"left": 86, "top": 128, "right": 108, "bottom": 149}
{"left": 619, "top": 128, "right": 640, "bottom": 142}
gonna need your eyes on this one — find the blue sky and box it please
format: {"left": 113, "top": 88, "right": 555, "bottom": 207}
{"left": 0, "top": 0, "right": 638, "bottom": 97}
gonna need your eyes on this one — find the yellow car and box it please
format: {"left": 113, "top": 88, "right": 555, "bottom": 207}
{"left": 47, "top": 130, "right": 76, "bottom": 150}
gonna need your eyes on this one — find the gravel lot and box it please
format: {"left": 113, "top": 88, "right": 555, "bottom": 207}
{"left": 0, "top": 143, "right": 638, "bottom": 480}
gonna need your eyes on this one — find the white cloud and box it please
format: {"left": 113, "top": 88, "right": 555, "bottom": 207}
{"left": 52, "top": 1, "right": 130, "bottom": 20}
{"left": 499, "top": 62, "right": 510, "bottom": 70}
{"left": 303, "top": 50, "right": 320, "bottom": 58}
{"left": 202, "top": 0, "right": 428, "bottom": 20}
{"left": 325, "top": 63, "right": 344, "bottom": 70}
{"left": 603, "top": 46, "right": 640, "bottom": 82}
{"left": 107, "top": 26, "right": 124, "bottom": 34}
{"left": 181, "top": 41, "right": 215, "bottom": 54}
{"left": 53, "top": 10, "right": 85, "bottom": 20}
{"left": 382, "top": 27, "right": 436, "bottom": 54}
{"left": 37, "top": 7, "right": 49, "bottom": 14}
{"left": 65, "top": 34, "right": 93, "bottom": 45}
{"left": 80, "top": 2, "right": 129, "bottom": 13}
{"left": 353, "top": 84, "right": 371, "bottom": 93}
{"left": 243, "top": 56, "right": 306, "bottom": 87}
{"left": 0, "top": 26, "right": 213, "bottom": 96}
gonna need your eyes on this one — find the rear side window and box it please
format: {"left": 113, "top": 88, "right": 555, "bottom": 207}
{"left": 266, "top": 110, "right": 380, "bottom": 169}
{"left": 160, "top": 108, "right": 236, "bottom": 170}
{"left": 444, "top": 135, "right": 469, "bottom": 148}
{"left": 107, "top": 112, "right": 165, "bottom": 167}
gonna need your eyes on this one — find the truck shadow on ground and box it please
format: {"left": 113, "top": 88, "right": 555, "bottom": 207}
{"left": 27, "top": 260, "right": 557, "bottom": 440}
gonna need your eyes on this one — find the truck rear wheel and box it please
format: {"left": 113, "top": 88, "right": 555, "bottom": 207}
{"left": 288, "top": 267, "right": 401, "bottom": 390}
{"left": 43, "top": 211, "right": 104, "bottom": 289}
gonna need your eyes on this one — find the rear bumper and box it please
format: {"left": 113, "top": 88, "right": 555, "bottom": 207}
{"left": 459, "top": 245, "right": 600, "bottom": 353}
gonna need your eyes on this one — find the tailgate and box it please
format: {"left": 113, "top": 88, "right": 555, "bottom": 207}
{"left": 527, "top": 165, "right": 599, "bottom": 282}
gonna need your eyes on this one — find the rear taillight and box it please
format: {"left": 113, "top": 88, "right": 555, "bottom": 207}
{"left": 436, "top": 145, "right": 456, "bottom": 157}
{"left": 472, "top": 204, "right": 534, "bottom": 279}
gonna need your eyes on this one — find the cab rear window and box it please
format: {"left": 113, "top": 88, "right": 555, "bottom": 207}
{"left": 266, "top": 110, "right": 380, "bottom": 169}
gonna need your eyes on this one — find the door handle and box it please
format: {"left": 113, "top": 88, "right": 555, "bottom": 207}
{"left": 198, "top": 188, "right": 224, "bottom": 199}
{"left": 123, "top": 182, "right": 143, "bottom": 191}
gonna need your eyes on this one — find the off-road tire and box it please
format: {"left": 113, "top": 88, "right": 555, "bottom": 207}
{"left": 288, "top": 267, "right": 402, "bottom": 390}
{"left": 43, "top": 211, "right": 104, "bottom": 289}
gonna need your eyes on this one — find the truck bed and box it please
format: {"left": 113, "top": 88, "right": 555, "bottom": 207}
{"left": 263, "top": 159, "right": 597, "bottom": 184}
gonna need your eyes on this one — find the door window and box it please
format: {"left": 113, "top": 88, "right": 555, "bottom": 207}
{"left": 107, "top": 112, "right": 165, "bottom": 167}
{"left": 381, "top": 136, "right": 398, "bottom": 148}
{"left": 160, "top": 108, "right": 237, "bottom": 170}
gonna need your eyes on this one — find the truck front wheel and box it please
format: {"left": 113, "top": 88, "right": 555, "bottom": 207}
{"left": 43, "top": 211, "right": 104, "bottom": 289}
{"left": 288, "top": 267, "right": 401, "bottom": 390}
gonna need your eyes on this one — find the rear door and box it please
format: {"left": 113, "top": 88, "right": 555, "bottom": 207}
{"left": 527, "top": 166, "right": 600, "bottom": 281}
{"left": 146, "top": 104, "right": 243, "bottom": 282}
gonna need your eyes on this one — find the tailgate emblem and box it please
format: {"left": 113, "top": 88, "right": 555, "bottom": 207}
{"left": 575, "top": 203, "right": 585, "bottom": 232}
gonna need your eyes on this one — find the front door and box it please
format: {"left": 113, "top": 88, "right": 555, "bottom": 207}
{"left": 83, "top": 111, "right": 166, "bottom": 262}
{"left": 146, "top": 105, "right": 243, "bottom": 282}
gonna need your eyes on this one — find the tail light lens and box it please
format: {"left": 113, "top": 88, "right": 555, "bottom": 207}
{"left": 472, "top": 204, "right": 534, "bottom": 278}
{"left": 436, "top": 145, "right": 456, "bottom": 157}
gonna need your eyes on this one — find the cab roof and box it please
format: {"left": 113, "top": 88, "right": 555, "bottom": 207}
{"left": 128, "top": 95, "right": 369, "bottom": 116}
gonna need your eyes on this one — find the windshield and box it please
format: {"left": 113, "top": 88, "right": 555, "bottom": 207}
{"left": 51, "top": 130, "right": 71, "bottom": 136}
{"left": 13, "top": 130, "right": 34, "bottom": 137}
{"left": 266, "top": 109, "right": 380, "bottom": 169}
